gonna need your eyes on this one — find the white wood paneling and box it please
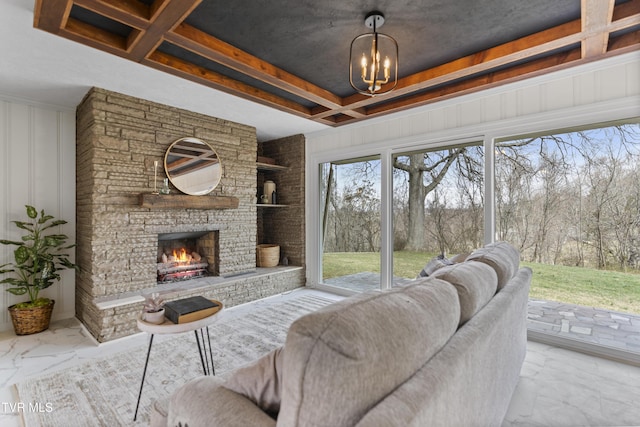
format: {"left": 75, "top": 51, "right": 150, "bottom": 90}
{"left": 0, "top": 97, "right": 75, "bottom": 332}
{"left": 306, "top": 52, "right": 640, "bottom": 155}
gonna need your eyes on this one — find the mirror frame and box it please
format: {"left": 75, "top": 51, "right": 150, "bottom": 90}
{"left": 164, "top": 137, "right": 222, "bottom": 196}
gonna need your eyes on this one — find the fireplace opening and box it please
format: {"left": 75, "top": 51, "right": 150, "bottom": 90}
{"left": 157, "top": 231, "right": 219, "bottom": 283}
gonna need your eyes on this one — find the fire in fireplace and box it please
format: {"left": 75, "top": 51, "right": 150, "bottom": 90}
{"left": 157, "top": 231, "right": 219, "bottom": 283}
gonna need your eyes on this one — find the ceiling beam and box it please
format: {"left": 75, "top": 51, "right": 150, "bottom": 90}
{"left": 32, "top": 0, "right": 640, "bottom": 128}
{"left": 166, "top": 23, "right": 367, "bottom": 119}
{"left": 33, "top": 0, "right": 72, "bottom": 33}
{"left": 127, "top": 0, "right": 201, "bottom": 61}
{"left": 72, "top": 0, "right": 152, "bottom": 29}
{"left": 316, "top": 1, "right": 640, "bottom": 121}
{"left": 581, "top": 0, "right": 615, "bottom": 58}
{"left": 341, "top": 48, "right": 584, "bottom": 126}
{"left": 313, "top": 20, "right": 583, "bottom": 120}
{"left": 144, "top": 51, "right": 334, "bottom": 122}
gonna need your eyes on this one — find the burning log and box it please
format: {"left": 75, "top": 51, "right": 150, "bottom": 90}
{"left": 157, "top": 249, "right": 209, "bottom": 282}
{"left": 157, "top": 261, "right": 209, "bottom": 282}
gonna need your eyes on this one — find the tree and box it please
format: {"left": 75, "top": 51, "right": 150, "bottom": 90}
{"left": 393, "top": 148, "right": 468, "bottom": 251}
{"left": 496, "top": 124, "right": 640, "bottom": 269}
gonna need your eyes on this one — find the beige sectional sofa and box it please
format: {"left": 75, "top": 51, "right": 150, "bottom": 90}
{"left": 154, "top": 241, "right": 531, "bottom": 427}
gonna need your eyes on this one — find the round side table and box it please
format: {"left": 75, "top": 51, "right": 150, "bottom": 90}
{"left": 133, "top": 300, "right": 223, "bottom": 421}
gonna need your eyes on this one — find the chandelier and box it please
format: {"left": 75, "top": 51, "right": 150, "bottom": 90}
{"left": 349, "top": 11, "right": 398, "bottom": 96}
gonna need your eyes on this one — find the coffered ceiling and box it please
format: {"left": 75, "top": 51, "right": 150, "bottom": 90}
{"left": 34, "top": 0, "right": 640, "bottom": 127}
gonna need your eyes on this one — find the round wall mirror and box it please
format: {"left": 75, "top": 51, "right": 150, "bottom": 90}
{"left": 164, "top": 137, "right": 222, "bottom": 195}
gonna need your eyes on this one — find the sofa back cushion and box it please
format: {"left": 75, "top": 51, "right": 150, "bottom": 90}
{"left": 466, "top": 241, "right": 520, "bottom": 289}
{"left": 430, "top": 261, "right": 498, "bottom": 325}
{"left": 277, "top": 279, "right": 460, "bottom": 427}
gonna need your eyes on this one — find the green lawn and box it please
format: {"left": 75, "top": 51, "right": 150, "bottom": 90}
{"left": 323, "top": 251, "right": 640, "bottom": 315}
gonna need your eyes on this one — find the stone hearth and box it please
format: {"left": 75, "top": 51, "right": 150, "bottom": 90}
{"left": 75, "top": 88, "right": 305, "bottom": 342}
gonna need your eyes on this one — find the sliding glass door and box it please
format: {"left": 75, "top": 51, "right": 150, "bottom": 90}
{"left": 320, "top": 157, "right": 381, "bottom": 292}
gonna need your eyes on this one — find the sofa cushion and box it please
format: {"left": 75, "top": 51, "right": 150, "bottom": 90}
{"left": 466, "top": 241, "right": 520, "bottom": 289}
{"left": 277, "top": 279, "right": 461, "bottom": 427}
{"left": 430, "top": 261, "right": 498, "bottom": 325}
{"left": 223, "top": 347, "right": 283, "bottom": 416}
{"left": 168, "top": 376, "right": 277, "bottom": 427}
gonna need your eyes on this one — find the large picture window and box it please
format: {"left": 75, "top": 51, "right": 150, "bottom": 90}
{"left": 313, "top": 120, "right": 640, "bottom": 358}
{"left": 392, "top": 143, "right": 484, "bottom": 282}
{"left": 496, "top": 124, "right": 640, "bottom": 344}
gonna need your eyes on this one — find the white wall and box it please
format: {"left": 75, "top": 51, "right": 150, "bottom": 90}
{"left": 305, "top": 51, "right": 640, "bottom": 286}
{"left": 0, "top": 96, "right": 76, "bottom": 332}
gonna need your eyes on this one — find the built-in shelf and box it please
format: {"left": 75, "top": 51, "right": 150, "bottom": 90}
{"left": 256, "top": 204, "right": 288, "bottom": 208}
{"left": 257, "top": 162, "right": 288, "bottom": 171}
{"left": 139, "top": 193, "right": 239, "bottom": 209}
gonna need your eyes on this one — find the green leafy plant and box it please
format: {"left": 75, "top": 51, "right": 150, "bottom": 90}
{"left": 0, "top": 205, "right": 77, "bottom": 308}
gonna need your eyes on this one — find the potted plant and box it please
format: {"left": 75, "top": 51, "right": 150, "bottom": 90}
{"left": 142, "top": 292, "right": 165, "bottom": 324}
{"left": 0, "top": 205, "right": 77, "bottom": 335}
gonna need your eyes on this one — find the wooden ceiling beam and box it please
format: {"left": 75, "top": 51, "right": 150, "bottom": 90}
{"left": 613, "top": 0, "right": 640, "bottom": 21}
{"left": 608, "top": 27, "right": 640, "bottom": 52}
{"left": 61, "top": 17, "right": 128, "bottom": 52}
{"left": 581, "top": 0, "right": 615, "bottom": 58}
{"left": 33, "top": 1, "right": 640, "bottom": 128}
{"left": 33, "top": 0, "right": 72, "bottom": 33}
{"left": 145, "top": 51, "right": 315, "bottom": 118}
{"left": 127, "top": 0, "right": 202, "bottom": 61}
{"left": 166, "top": 23, "right": 344, "bottom": 110}
{"left": 316, "top": 1, "right": 640, "bottom": 121}
{"left": 607, "top": 1, "right": 640, "bottom": 35}
{"left": 72, "top": 0, "right": 151, "bottom": 29}
{"left": 166, "top": 23, "right": 366, "bottom": 121}
{"left": 314, "top": 20, "right": 583, "bottom": 120}
{"left": 336, "top": 48, "right": 584, "bottom": 126}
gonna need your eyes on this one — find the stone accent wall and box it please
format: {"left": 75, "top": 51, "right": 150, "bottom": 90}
{"left": 75, "top": 88, "right": 305, "bottom": 342}
{"left": 258, "top": 135, "right": 305, "bottom": 267}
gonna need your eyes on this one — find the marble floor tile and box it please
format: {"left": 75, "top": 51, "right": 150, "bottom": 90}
{"left": 1, "top": 289, "right": 639, "bottom": 427}
{"left": 503, "top": 341, "right": 640, "bottom": 427}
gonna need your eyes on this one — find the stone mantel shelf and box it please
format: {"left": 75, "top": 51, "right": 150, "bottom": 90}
{"left": 139, "top": 193, "right": 239, "bottom": 209}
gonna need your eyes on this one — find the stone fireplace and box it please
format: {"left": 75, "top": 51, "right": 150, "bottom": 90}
{"left": 75, "top": 88, "right": 305, "bottom": 342}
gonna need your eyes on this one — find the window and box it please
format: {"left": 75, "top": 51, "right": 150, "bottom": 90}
{"left": 392, "top": 143, "right": 484, "bottom": 282}
{"left": 320, "top": 157, "right": 381, "bottom": 291}
{"left": 496, "top": 123, "right": 640, "bottom": 353}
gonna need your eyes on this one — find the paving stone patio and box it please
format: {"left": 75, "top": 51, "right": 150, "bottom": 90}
{"left": 325, "top": 272, "right": 640, "bottom": 355}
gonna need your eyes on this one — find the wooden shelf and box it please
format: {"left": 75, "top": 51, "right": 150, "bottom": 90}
{"left": 256, "top": 204, "right": 288, "bottom": 208}
{"left": 139, "top": 193, "right": 239, "bottom": 209}
{"left": 257, "top": 162, "right": 288, "bottom": 171}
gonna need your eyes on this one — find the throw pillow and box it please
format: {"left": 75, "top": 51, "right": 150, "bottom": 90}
{"left": 417, "top": 254, "right": 453, "bottom": 278}
{"left": 222, "top": 346, "right": 283, "bottom": 417}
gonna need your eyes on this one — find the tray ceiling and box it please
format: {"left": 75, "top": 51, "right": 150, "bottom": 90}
{"left": 34, "top": 0, "right": 640, "bottom": 127}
